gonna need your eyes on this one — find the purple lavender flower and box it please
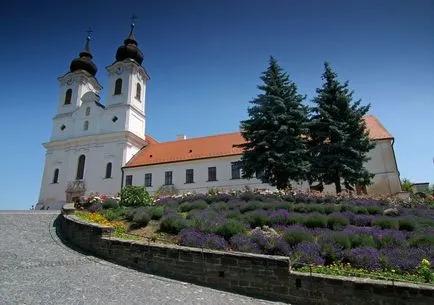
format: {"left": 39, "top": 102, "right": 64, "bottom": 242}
{"left": 345, "top": 248, "right": 381, "bottom": 271}
{"left": 230, "top": 233, "right": 261, "bottom": 253}
{"left": 203, "top": 233, "right": 228, "bottom": 250}
{"left": 353, "top": 214, "right": 375, "bottom": 227}
{"left": 292, "top": 241, "right": 325, "bottom": 267}
{"left": 269, "top": 209, "right": 290, "bottom": 225}
{"left": 178, "top": 228, "right": 206, "bottom": 248}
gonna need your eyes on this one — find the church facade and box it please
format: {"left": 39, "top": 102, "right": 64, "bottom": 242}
{"left": 37, "top": 26, "right": 401, "bottom": 209}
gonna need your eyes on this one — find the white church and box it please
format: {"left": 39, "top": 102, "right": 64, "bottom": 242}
{"left": 37, "top": 24, "right": 402, "bottom": 210}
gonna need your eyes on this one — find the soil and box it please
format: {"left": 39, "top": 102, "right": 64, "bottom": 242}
{"left": 128, "top": 220, "right": 178, "bottom": 245}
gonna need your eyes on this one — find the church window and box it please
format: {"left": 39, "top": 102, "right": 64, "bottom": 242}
{"left": 52, "top": 168, "right": 59, "bottom": 184}
{"left": 145, "top": 173, "right": 152, "bottom": 187}
{"left": 85, "top": 107, "right": 90, "bottom": 116}
{"left": 164, "top": 171, "right": 173, "bottom": 185}
{"left": 76, "top": 155, "right": 86, "bottom": 180}
{"left": 64, "top": 89, "right": 72, "bottom": 105}
{"left": 83, "top": 121, "right": 89, "bottom": 130}
{"left": 185, "top": 169, "right": 194, "bottom": 184}
{"left": 112, "top": 116, "right": 118, "bottom": 122}
{"left": 125, "top": 175, "right": 133, "bottom": 186}
{"left": 114, "top": 78, "right": 122, "bottom": 95}
{"left": 135, "top": 83, "right": 141, "bottom": 100}
{"left": 208, "top": 167, "right": 217, "bottom": 181}
{"left": 60, "top": 124, "right": 66, "bottom": 131}
{"left": 105, "top": 162, "right": 112, "bottom": 178}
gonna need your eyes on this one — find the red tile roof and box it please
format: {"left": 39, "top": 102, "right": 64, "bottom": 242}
{"left": 125, "top": 115, "right": 393, "bottom": 168}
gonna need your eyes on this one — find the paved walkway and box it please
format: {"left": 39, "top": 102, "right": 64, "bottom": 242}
{"left": 0, "top": 211, "right": 287, "bottom": 305}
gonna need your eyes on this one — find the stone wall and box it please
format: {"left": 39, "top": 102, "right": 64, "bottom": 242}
{"left": 59, "top": 214, "right": 434, "bottom": 305}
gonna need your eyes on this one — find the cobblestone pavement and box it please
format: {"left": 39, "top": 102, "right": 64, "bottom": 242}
{"left": 0, "top": 211, "right": 287, "bottom": 305}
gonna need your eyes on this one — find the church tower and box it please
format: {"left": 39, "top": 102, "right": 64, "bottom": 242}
{"left": 37, "top": 23, "right": 149, "bottom": 209}
{"left": 105, "top": 20, "right": 149, "bottom": 139}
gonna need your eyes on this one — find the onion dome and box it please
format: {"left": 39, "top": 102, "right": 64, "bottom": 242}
{"left": 70, "top": 31, "right": 97, "bottom": 76}
{"left": 115, "top": 20, "right": 144, "bottom": 65}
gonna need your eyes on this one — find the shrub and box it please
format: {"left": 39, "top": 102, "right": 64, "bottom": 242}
{"left": 250, "top": 228, "right": 290, "bottom": 255}
{"left": 327, "top": 215, "right": 349, "bottom": 230}
{"left": 408, "top": 235, "right": 434, "bottom": 248}
{"left": 308, "top": 204, "right": 325, "bottom": 214}
{"left": 287, "top": 213, "right": 305, "bottom": 225}
{"left": 304, "top": 214, "right": 328, "bottom": 228}
{"left": 215, "top": 220, "right": 246, "bottom": 239}
{"left": 355, "top": 207, "right": 369, "bottom": 215}
{"left": 340, "top": 204, "right": 356, "bottom": 213}
{"left": 293, "top": 204, "right": 308, "bottom": 213}
{"left": 366, "top": 206, "right": 382, "bottom": 215}
{"left": 349, "top": 234, "right": 376, "bottom": 249}
{"left": 345, "top": 248, "right": 381, "bottom": 271}
{"left": 268, "top": 209, "right": 290, "bottom": 225}
{"left": 87, "top": 202, "right": 103, "bottom": 213}
{"left": 103, "top": 208, "right": 127, "bottom": 221}
{"left": 372, "top": 229, "right": 406, "bottom": 249}
{"left": 154, "top": 185, "right": 179, "bottom": 197}
{"left": 292, "top": 241, "right": 324, "bottom": 267}
{"left": 328, "top": 232, "right": 351, "bottom": 249}
{"left": 240, "top": 200, "right": 263, "bottom": 213}
{"left": 102, "top": 198, "right": 120, "bottom": 209}
{"left": 398, "top": 218, "right": 418, "bottom": 231}
{"left": 210, "top": 201, "right": 229, "bottom": 211}
{"left": 191, "top": 199, "right": 208, "bottom": 210}
{"left": 178, "top": 228, "right": 228, "bottom": 250}
{"left": 283, "top": 226, "right": 314, "bottom": 246}
{"left": 178, "top": 201, "right": 193, "bottom": 213}
{"left": 160, "top": 214, "right": 190, "bottom": 234}
{"left": 147, "top": 206, "right": 164, "bottom": 220}
{"left": 353, "top": 214, "right": 374, "bottom": 227}
{"left": 119, "top": 186, "right": 152, "bottom": 207}
{"left": 178, "top": 228, "right": 206, "bottom": 248}
{"left": 373, "top": 217, "right": 399, "bottom": 230}
{"left": 131, "top": 208, "right": 150, "bottom": 228}
{"left": 203, "top": 234, "right": 228, "bottom": 250}
{"left": 244, "top": 210, "right": 269, "bottom": 228}
{"left": 224, "top": 209, "right": 242, "bottom": 220}
{"left": 324, "top": 204, "right": 339, "bottom": 214}
{"left": 229, "top": 234, "right": 261, "bottom": 253}
{"left": 318, "top": 237, "right": 344, "bottom": 265}
{"left": 380, "top": 247, "right": 432, "bottom": 272}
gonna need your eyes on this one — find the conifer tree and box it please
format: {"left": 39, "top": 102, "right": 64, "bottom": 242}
{"left": 309, "top": 62, "right": 375, "bottom": 193}
{"left": 238, "top": 56, "right": 310, "bottom": 190}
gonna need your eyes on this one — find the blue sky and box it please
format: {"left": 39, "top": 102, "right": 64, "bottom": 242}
{"left": 0, "top": 0, "right": 433, "bottom": 210}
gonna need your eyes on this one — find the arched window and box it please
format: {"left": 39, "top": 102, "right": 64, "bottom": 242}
{"left": 105, "top": 162, "right": 112, "bottom": 178}
{"left": 52, "top": 168, "right": 59, "bottom": 184}
{"left": 135, "top": 83, "right": 141, "bottom": 100}
{"left": 83, "top": 121, "right": 89, "bottom": 130}
{"left": 114, "top": 78, "right": 122, "bottom": 95}
{"left": 64, "top": 89, "right": 72, "bottom": 105}
{"left": 76, "top": 155, "right": 85, "bottom": 180}
{"left": 85, "top": 107, "right": 90, "bottom": 116}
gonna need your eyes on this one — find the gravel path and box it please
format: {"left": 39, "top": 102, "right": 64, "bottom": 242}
{"left": 0, "top": 211, "right": 287, "bottom": 305}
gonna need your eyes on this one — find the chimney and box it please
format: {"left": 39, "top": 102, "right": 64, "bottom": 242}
{"left": 176, "top": 134, "right": 187, "bottom": 140}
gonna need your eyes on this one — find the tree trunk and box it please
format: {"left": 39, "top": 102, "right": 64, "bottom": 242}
{"left": 334, "top": 177, "right": 342, "bottom": 194}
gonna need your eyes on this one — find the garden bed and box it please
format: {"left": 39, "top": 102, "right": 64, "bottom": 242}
{"left": 74, "top": 191, "right": 434, "bottom": 284}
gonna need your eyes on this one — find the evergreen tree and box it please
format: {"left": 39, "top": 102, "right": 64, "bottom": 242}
{"left": 238, "top": 56, "right": 310, "bottom": 190}
{"left": 309, "top": 62, "right": 375, "bottom": 193}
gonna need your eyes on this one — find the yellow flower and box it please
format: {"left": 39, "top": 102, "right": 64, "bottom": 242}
{"left": 421, "top": 259, "right": 431, "bottom": 267}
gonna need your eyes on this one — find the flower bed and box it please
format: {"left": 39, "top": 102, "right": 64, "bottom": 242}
{"left": 74, "top": 191, "right": 434, "bottom": 284}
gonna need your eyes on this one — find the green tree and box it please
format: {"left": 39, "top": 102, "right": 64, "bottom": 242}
{"left": 309, "top": 62, "right": 375, "bottom": 193}
{"left": 238, "top": 56, "right": 310, "bottom": 190}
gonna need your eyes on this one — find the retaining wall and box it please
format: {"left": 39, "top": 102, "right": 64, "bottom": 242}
{"left": 59, "top": 213, "right": 434, "bottom": 305}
